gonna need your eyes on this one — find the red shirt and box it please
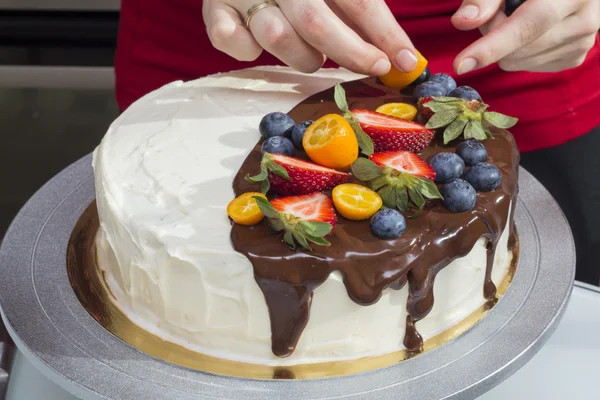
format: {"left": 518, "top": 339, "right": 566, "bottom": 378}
{"left": 115, "top": 0, "right": 600, "bottom": 152}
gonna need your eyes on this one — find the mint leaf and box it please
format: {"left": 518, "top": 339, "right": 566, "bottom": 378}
{"left": 334, "top": 83, "right": 349, "bottom": 112}
{"left": 483, "top": 112, "right": 518, "bottom": 129}
{"left": 351, "top": 158, "right": 382, "bottom": 181}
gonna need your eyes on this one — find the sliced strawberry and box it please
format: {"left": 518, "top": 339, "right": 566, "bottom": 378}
{"left": 370, "top": 150, "right": 436, "bottom": 181}
{"left": 271, "top": 192, "right": 337, "bottom": 228}
{"left": 351, "top": 108, "right": 435, "bottom": 153}
{"left": 252, "top": 192, "right": 336, "bottom": 251}
{"left": 417, "top": 97, "right": 435, "bottom": 123}
{"left": 246, "top": 153, "right": 351, "bottom": 196}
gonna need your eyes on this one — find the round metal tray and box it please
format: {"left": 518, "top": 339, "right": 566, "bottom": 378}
{"left": 0, "top": 154, "right": 575, "bottom": 400}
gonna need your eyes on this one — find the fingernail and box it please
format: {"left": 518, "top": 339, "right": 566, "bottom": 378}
{"left": 371, "top": 58, "right": 391, "bottom": 76}
{"left": 454, "top": 4, "right": 480, "bottom": 19}
{"left": 458, "top": 57, "right": 478, "bottom": 74}
{"left": 394, "top": 49, "right": 418, "bottom": 72}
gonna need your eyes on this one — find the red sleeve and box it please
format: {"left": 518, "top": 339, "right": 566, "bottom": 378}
{"left": 115, "top": 0, "right": 600, "bottom": 152}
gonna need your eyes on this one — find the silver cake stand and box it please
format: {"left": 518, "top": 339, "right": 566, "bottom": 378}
{"left": 0, "top": 154, "right": 575, "bottom": 400}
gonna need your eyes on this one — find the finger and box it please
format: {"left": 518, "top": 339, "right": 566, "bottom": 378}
{"left": 499, "top": 35, "right": 596, "bottom": 71}
{"left": 479, "top": 10, "right": 507, "bottom": 35}
{"left": 453, "top": 0, "right": 577, "bottom": 75}
{"left": 277, "top": 0, "right": 392, "bottom": 76}
{"left": 203, "top": 1, "right": 263, "bottom": 62}
{"left": 503, "top": 4, "right": 600, "bottom": 61}
{"left": 331, "top": 0, "right": 418, "bottom": 72}
{"left": 451, "top": 0, "right": 504, "bottom": 31}
{"left": 523, "top": 54, "right": 588, "bottom": 73}
{"left": 235, "top": 0, "right": 325, "bottom": 73}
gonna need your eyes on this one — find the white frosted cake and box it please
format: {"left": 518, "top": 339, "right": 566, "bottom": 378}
{"left": 93, "top": 66, "right": 519, "bottom": 366}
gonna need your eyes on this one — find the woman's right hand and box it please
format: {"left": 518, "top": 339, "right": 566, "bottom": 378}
{"left": 202, "top": 0, "right": 418, "bottom": 76}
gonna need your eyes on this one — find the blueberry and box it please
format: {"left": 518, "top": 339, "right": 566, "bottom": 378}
{"left": 413, "top": 81, "right": 446, "bottom": 101}
{"left": 429, "top": 152, "right": 465, "bottom": 184}
{"left": 449, "top": 86, "right": 482, "bottom": 101}
{"left": 290, "top": 120, "right": 313, "bottom": 149}
{"left": 259, "top": 112, "right": 295, "bottom": 139}
{"left": 456, "top": 139, "right": 488, "bottom": 166}
{"left": 370, "top": 209, "right": 407, "bottom": 239}
{"left": 411, "top": 66, "right": 431, "bottom": 87}
{"left": 464, "top": 162, "right": 502, "bottom": 192}
{"left": 428, "top": 73, "right": 457, "bottom": 95}
{"left": 441, "top": 179, "right": 477, "bottom": 213}
{"left": 261, "top": 136, "right": 294, "bottom": 156}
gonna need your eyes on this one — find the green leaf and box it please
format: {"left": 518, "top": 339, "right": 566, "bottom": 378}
{"left": 378, "top": 185, "right": 397, "bottom": 209}
{"left": 464, "top": 120, "right": 488, "bottom": 141}
{"left": 482, "top": 124, "right": 494, "bottom": 139}
{"left": 408, "top": 187, "right": 425, "bottom": 210}
{"left": 348, "top": 118, "right": 374, "bottom": 156}
{"left": 270, "top": 218, "right": 285, "bottom": 232}
{"left": 443, "top": 116, "right": 469, "bottom": 144}
{"left": 299, "top": 221, "right": 333, "bottom": 237}
{"left": 351, "top": 158, "right": 382, "bottom": 181}
{"left": 267, "top": 163, "right": 290, "bottom": 180}
{"left": 305, "top": 235, "right": 331, "bottom": 247}
{"left": 253, "top": 196, "right": 280, "bottom": 219}
{"left": 245, "top": 169, "right": 267, "bottom": 183}
{"left": 293, "top": 232, "right": 312, "bottom": 252}
{"left": 334, "top": 83, "right": 349, "bottom": 112}
{"left": 426, "top": 109, "right": 460, "bottom": 129}
{"left": 483, "top": 112, "right": 518, "bottom": 129}
{"left": 395, "top": 188, "right": 408, "bottom": 211}
{"left": 423, "top": 101, "right": 462, "bottom": 113}
{"left": 369, "top": 175, "right": 389, "bottom": 191}
{"left": 416, "top": 178, "right": 443, "bottom": 200}
{"left": 260, "top": 179, "right": 270, "bottom": 195}
{"left": 283, "top": 230, "right": 295, "bottom": 250}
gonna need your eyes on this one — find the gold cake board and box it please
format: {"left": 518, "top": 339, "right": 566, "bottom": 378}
{"left": 67, "top": 202, "right": 518, "bottom": 380}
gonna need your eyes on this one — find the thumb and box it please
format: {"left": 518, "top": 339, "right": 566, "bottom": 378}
{"left": 451, "top": 0, "right": 504, "bottom": 31}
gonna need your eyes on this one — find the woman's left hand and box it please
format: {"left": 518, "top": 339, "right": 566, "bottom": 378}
{"left": 451, "top": 0, "right": 600, "bottom": 74}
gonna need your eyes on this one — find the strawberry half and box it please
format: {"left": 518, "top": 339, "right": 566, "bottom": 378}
{"left": 370, "top": 150, "right": 436, "bottom": 181}
{"left": 417, "top": 97, "right": 435, "bottom": 123}
{"left": 351, "top": 109, "right": 435, "bottom": 153}
{"left": 271, "top": 192, "right": 337, "bottom": 228}
{"left": 253, "top": 192, "right": 336, "bottom": 251}
{"left": 246, "top": 153, "right": 351, "bottom": 195}
{"left": 351, "top": 152, "right": 442, "bottom": 216}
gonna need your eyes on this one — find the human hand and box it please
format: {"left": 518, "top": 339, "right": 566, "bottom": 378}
{"left": 202, "top": 0, "right": 419, "bottom": 76}
{"left": 451, "top": 0, "right": 600, "bottom": 73}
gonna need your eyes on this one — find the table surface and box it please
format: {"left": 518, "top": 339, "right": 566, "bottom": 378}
{"left": 5, "top": 282, "right": 599, "bottom": 400}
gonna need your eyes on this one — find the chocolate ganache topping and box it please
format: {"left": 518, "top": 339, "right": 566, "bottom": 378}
{"left": 231, "top": 77, "right": 520, "bottom": 358}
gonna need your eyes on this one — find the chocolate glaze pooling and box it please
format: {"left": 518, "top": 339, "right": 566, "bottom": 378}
{"left": 231, "top": 77, "right": 520, "bottom": 357}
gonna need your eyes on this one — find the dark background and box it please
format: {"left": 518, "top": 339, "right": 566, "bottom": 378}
{"left": 0, "top": 5, "right": 120, "bottom": 238}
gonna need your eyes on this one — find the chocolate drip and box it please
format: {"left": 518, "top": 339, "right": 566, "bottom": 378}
{"left": 404, "top": 315, "right": 423, "bottom": 352}
{"left": 230, "top": 77, "right": 520, "bottom": 358}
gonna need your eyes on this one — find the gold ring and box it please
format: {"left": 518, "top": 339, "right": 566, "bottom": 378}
{"left": 245, "top": 0, "right": 278, "bottom": 28}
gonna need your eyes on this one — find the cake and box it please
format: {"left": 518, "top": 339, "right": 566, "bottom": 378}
{"left": 93, "top": 66, "right": 519, "bottom": 367}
